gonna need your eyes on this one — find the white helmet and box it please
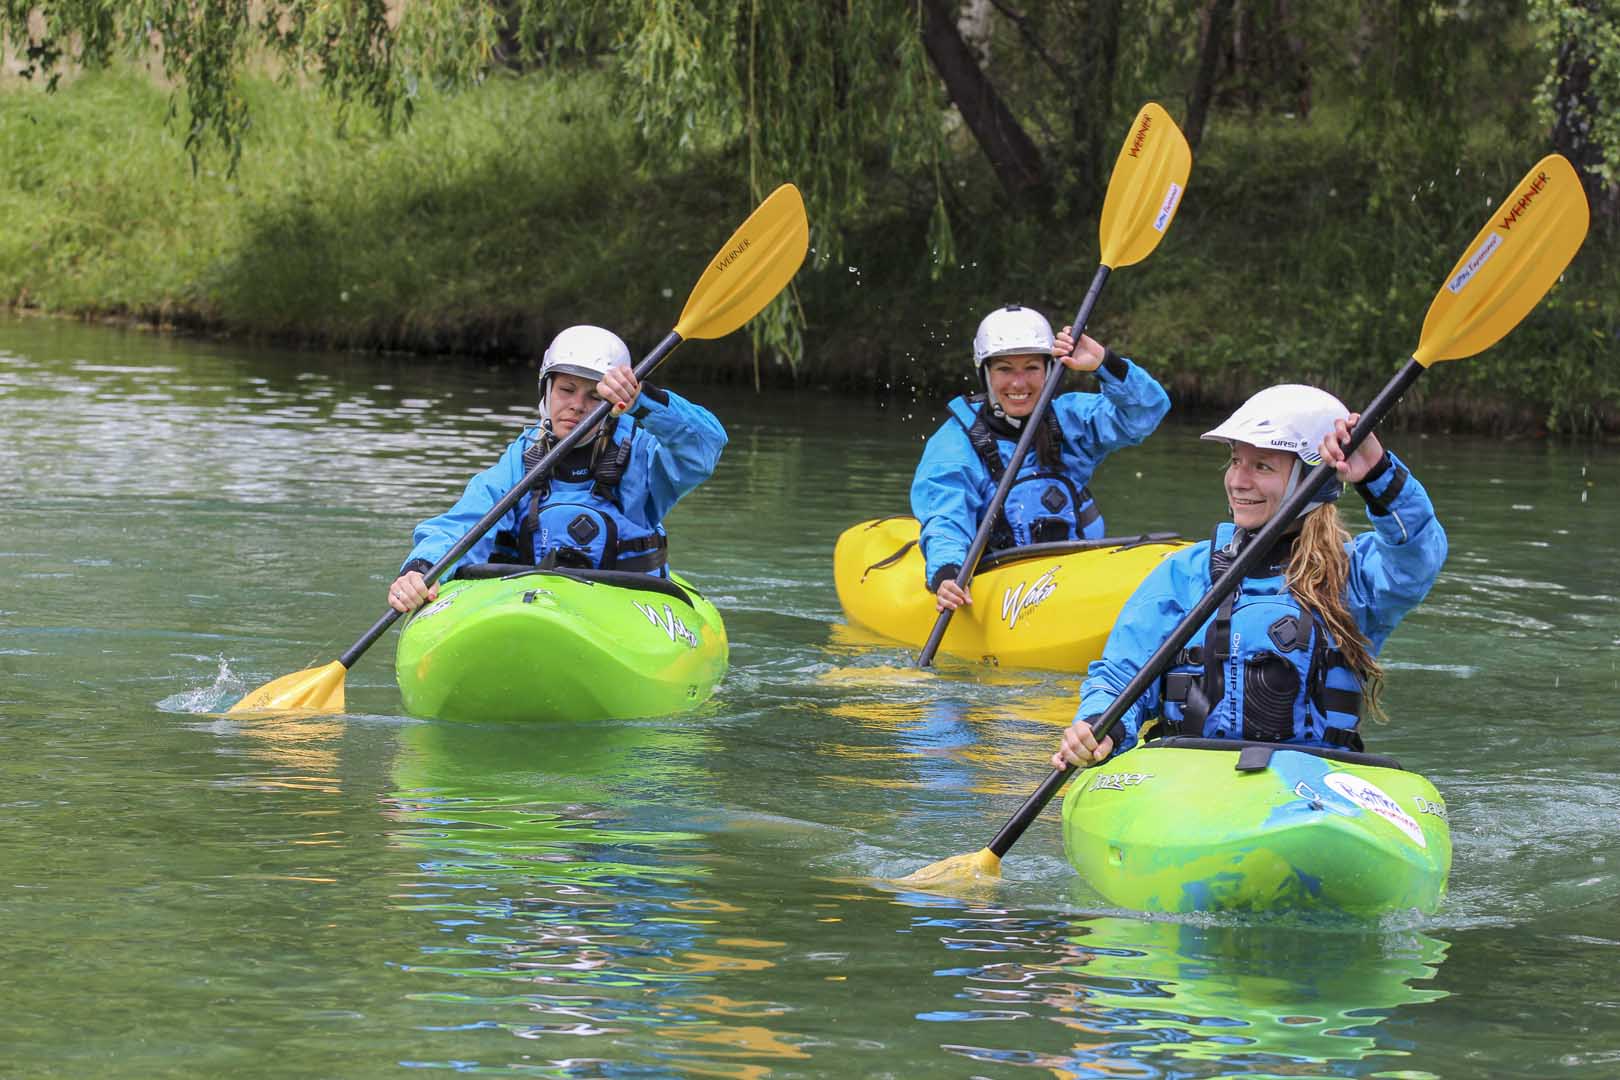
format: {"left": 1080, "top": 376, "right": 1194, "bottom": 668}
{"left": 540, "top": 324, "right": 630, "bottom": 386}
{"left": 538, "top": 325, "right": 630, "bottom": 426}
{"left": 972, "top": 304, "right": 1055, "bottom": 368}
{"left": 1202, "top": 384, "right": 1350, "bottom": 515}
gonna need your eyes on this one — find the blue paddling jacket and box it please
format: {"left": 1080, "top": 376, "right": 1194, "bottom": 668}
{"left": 1076, "top": 451, "right": 1447, "bottom": 754}
{"left": 400, "top": 386, "right": 726, "bottom": 581}
{"left": 910, "top": 354, "right": 1170, "bottom": 591}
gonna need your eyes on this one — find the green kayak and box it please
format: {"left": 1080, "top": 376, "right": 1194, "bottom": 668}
{"left": 1061, "top": 737, "right": 1451, "bottom": 917}
{"left": 395, "top": 564, "right": 728, "bottom": 723}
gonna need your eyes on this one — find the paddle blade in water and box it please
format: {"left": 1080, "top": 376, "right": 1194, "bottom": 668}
{"left": 893, "top": 847, "right": 1003, "bottom": 888}
{"left": 1414, "top": 154, "right": 1590, "bottom": 366}
{"left": 228, "top": 660, "right": 346, "bottom": 714}
{"left": 675, "top": 183, "right": 810, "bottom": 341}
{"left": 1097, "top": 102, "right": 1193, "bottom": 269}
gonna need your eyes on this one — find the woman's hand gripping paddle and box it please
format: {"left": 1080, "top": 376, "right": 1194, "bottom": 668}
{"left": 916, "top": 102, "right": 1192, "bottom": 667}
{"left": 228, "top": 184, "right": 810, "bottom": 714}
{"left": 898, "top": 154, "right": 1590, "bottom": 887}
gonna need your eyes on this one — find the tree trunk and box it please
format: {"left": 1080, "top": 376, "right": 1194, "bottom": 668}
{"left": 1551, "top": 5, "right": 1619, "bottom": 228}
{"left": 1068, "top": 0, "right": 1121, "bottom": 211}
{"left": 916, "top": 0, "right": 1048, "bottom": 209}
{"left": 1186, "top": 0, "right": 1236, "bottom": 150}
{"left": 1274, "top": 0, "right": 1311, "bottom": 119}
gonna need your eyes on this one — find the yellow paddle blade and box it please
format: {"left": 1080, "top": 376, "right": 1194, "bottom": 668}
{"left": 1414, "top": 154, "right": 1590, "bottom": 367}
{"left": 227, "top": 660, "right": 346, "bottom": 714}
{"left": 891, "top": 846, "right": 1003, "bottom": 888}
{"left": 1098, "top": 102, "right": 1193, "bottom": 269}
{"left": 674, "top": 183, "right": 810, "bottom": 341}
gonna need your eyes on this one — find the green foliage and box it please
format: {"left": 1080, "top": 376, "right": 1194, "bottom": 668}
{"left": 3, "top": 3, "right": 1619, "bottom": 433}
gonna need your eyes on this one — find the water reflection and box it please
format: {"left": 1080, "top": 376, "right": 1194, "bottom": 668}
{"left": 382, "top": 721, "right": 813, "bottom": 1077}
{"left": 901, "top": 896, "right": 1450, "bottom": 1077}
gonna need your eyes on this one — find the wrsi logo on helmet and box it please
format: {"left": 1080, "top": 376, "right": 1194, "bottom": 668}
{"left": 538, "top": 324, "right": 631, "bottom": 421}
{"left": 1201, "top": 383, "right": 1350, "bottom": 513}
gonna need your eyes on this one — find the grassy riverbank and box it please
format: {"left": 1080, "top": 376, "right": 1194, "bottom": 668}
{"left": 2, "top": 66, "right": 1616, "bottom": 434}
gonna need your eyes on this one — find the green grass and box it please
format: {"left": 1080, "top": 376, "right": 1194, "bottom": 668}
{"left": 0, "top": 65, "right": 743, "bottom": 356}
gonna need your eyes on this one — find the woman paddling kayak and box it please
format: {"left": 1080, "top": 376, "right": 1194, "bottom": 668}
{"left": 910, "top": 303, "right": 1171, "bottom": 614}
{"left": 1053, "top": 384, "right": 1448, "bottom": 767}
{"left": 387, "top": 324, "right": 727, "bottom": 612}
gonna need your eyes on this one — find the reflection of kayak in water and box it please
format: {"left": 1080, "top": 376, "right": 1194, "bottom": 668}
{"left": 1062, "top": 739, "right": 1452, "bottom": 916}
{"left": 394, "top": 564, "right": 728, "bottom": 723}
{"left": 389, "top": 719, "right": 712, "bottom": 883}
{"left": 391, "top": 714, "right": 706, "bottom": 808}
{"left": 1055, "top": 914, "right": 1448, "bottom": 1070}
{"left": 832, "top": 516, "right": 1186, "bottom": 670}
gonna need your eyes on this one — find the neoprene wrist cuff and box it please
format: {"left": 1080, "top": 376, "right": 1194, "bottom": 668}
{"left": 1354, "top": 451, "right": 1406, "bottom": 517}
{"left": 1100, "top": 349, "right": 1129, "bottom": 381}
{"left": 631, "top": 382, "right": 669, "bottom": 419}
{"left": 929, "top": 564, "right": 962, "bottom": 593}
{"left": 401, "top": 557, "right": 433, "bottom": 578}
{"left": 1359, "top": 449, "right": 1393, "bottom": 486}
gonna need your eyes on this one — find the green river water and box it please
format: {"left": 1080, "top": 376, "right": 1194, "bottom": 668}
{"left": 3, "top": 314, "right": 1618, "bottom": 1078}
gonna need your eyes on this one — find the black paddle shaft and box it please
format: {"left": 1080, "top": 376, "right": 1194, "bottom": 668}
{"left": 337, "top": 331, "right": 686, "bottom": 668}
{"left": 917, "top": 264, "right": 1113, "bottom": 667}
{"left": 983, "top": 358, "right": 1426, "bottom": 859}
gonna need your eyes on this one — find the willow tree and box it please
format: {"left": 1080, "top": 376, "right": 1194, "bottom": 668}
{"left": 5, "top": 2, "right": 1089, "bottom": 368}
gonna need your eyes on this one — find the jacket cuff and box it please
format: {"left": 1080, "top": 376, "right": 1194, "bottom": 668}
{"left": 929, "top": 563, "right": 962, "bottom": 593}
{"left": 400, "top": 557, "right": 433, "bottom": 578}
{"left": 630, "top": 382, "right": 670, "bottom": 419}
{"left": 1098, "top": 349, "right": 1129, "bottom": 381}
{"left": 1354, "top": 451, "right": 1406, "bottom": 517}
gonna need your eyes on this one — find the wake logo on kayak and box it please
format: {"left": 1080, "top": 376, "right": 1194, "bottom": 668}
{"left": 1324, "top": 773, "right": 1426, "bottom": 847}
{"left": 632, "top": 601, "right": 699, "bottom": 648}
{"left": 1001, "top": 566, "right": 1058, "bottom": 629}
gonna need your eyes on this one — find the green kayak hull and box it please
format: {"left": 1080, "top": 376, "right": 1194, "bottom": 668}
{"left": 394, "top": 568, "right": 728, "bottom": 723}
{"left": 1061, "top": 740, "right": 1452, "bottom": 916}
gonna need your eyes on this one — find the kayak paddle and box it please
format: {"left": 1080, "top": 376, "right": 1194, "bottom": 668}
{"left": 917, "top": 102, "right": 1192, "bottom": 667}
{"left": 898, "top": 153, "right": 1590, "bottom": 886}
{"left": 228, "top": 183, "right": 810, "bottom": 714}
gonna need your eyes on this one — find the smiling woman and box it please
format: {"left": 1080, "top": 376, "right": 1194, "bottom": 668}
{"left": 386, "top": 322, "right": 728, "bottom": 614}
{"left": 909, "top": 303, "right": 1171, "bottom": 616}
{"left": 1055, "top": 384, "right": 1445, "bottom": 765}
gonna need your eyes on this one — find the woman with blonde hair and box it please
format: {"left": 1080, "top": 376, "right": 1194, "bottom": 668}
{"left": 1053, "top": 384, "right": 1447, "bottom": 767}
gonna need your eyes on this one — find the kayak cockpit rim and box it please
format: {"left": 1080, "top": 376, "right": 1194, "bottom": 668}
{"left": 450, "top": 562, "right": 698, "bottom": 606}
{"left": 1139, "top": 735, "right": 1405, "bottom": 772}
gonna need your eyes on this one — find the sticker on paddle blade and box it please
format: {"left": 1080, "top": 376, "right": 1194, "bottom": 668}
{"left": 1324, "top": 772, "right": 1426, "bottom": 847}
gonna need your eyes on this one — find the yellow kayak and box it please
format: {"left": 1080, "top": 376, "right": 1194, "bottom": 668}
{"left": 832, "top": 516, "right": 1186, "bottom": 670}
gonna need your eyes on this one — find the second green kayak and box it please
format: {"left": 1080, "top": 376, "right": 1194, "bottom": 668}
{"left": 1062, "top": 737, "right": 1451, "bottom": 917}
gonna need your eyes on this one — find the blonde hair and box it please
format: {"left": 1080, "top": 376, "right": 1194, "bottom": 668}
{"left": 1286, "top": 503, "right": 1386, "bottom": 723}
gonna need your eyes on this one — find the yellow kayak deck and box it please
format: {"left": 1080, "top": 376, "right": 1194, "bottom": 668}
{"left": 833, "top": 516, "right": 1186, "bottom": 671}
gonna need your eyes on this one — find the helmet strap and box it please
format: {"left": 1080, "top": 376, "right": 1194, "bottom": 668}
{"left": 1284, "top": 458, "right": 1304, "bottom": 507}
